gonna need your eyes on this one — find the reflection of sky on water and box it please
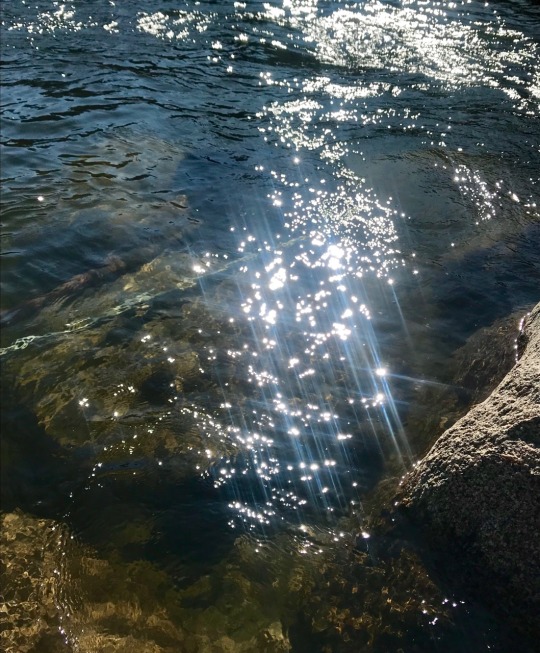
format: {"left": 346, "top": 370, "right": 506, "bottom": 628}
{"left": 11, "top": 0, "right": 538, "bottom": 114}
{"left": 255, "top": 0, "right": 539, "bottom": 112}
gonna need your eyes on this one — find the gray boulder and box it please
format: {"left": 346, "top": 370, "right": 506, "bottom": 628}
{"left": 400, "top": 302, "right": 540, "bottom": 635}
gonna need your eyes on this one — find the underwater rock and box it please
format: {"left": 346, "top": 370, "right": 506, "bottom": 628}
{"left": 0, "top": 512, "right": 292, "bottom": 653}
{"left": 400, "top": 302, "right": 540, "bottom": 635}
{"left": 0, "top": 511, "right": 70, "bottom": 653}
{"left": 0, "top": 510, "right": 188, "bottom": 653}
{"left": 3, "top": 305, "right": 238, "bottom": 466}
{"left": 205, "top": 530, "right": 465, "bottom": 653}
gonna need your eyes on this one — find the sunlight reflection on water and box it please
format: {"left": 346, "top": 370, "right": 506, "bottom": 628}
{"left": 194, "top": 161, "right": 412, "bottom": 531}
{"left": 4, "top": 0, "right": 538, "bottom": 538}
{"left": 1, "top": 0, "right": 539, "bottom": 649}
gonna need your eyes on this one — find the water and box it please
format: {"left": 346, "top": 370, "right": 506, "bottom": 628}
{"left": 1, "top": 1, "right": 539, "bottom": 651}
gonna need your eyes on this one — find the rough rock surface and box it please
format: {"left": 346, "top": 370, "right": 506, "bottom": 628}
{"left": 400, "top": 302, "right": 540, "bottom": 634}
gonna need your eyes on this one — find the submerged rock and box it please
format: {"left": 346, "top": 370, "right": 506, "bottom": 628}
{"left": 400, "top": 302, "right": 540, "bottom": 636}
{"left": 2, "top": 295, "right": 242, "bottom": 474}
{"left": 0, "top": 511, "right": 69, "bottom": 653}
{"left": 450, "top": 307, "right": 528, "bottom": 405}
{"left": 0, "top": 511, "right": 292, "bottom": 653}
{"left": 0, "top": 510, "right": 189, "bottom": 653}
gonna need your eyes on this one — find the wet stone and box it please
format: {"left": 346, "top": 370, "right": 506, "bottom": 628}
{"left": 400, "top": 302, "right": 540, "bottom": 640}
{"left": 402, "top": 307, "right": 531, "bottom": 458}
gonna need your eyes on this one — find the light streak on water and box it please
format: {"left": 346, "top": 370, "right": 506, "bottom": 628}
{"left": 190, "top": 153, "right": 414, "bottom": 536}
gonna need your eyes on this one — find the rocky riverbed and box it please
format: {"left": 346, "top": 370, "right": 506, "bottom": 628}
{"left": 3, "top": 304, "right": 536, "bottom": 652}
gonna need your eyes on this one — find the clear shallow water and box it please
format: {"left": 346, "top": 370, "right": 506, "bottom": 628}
{"left": 1, "top": 1, "right": 539, "bottom": 651}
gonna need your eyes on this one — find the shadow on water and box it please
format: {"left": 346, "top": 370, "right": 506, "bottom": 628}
{"left": 0, "top": 398, "right": 71, "bottom": 516}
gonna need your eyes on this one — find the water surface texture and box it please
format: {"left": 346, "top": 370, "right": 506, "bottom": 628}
{"left": 1, "top": 1, "right": 539, "bottom": 651}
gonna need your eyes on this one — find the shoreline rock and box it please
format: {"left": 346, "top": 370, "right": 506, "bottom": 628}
{"left": 399, "top": 302, "right": 540, "bottom": 636}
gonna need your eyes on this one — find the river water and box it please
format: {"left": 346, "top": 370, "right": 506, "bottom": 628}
{"left": 1, "top": 1, "right": 539, "bottom": 651}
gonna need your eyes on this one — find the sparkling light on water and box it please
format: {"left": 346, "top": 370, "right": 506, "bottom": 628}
{"left": 3, "top": 0, "right": 538, "bottom": 546}
{"left": 1, "top": 1, "right": 538, "bottom": 650}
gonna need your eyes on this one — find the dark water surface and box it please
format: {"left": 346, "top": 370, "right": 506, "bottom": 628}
{"left": 1, "top": 1, "right": 539, "bottom": 651}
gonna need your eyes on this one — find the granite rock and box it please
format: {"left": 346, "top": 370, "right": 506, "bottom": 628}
{"left": 400, "top": 302, "right": 540, "bottom": 634}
